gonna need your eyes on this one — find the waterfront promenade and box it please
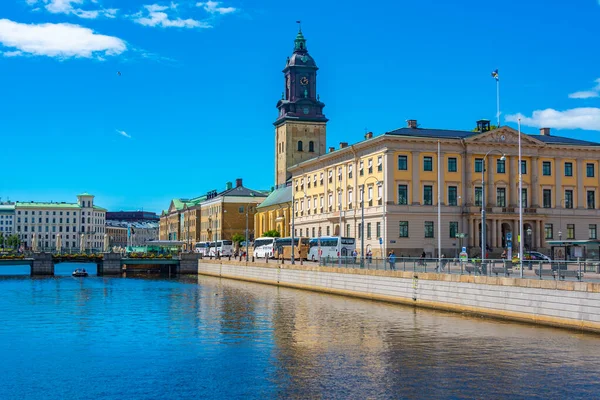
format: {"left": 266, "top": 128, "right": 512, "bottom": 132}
{"left": 197, "top": 258, "right": 600, "bottom": 334}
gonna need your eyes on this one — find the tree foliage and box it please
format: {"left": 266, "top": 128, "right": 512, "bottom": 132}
{"left": 263, "top": 230, "right": 281, "bottom": 238}
{"left": 231, "top": 233, "right": 245, "bottom": 244}
{"left": 6, "top": 234, "right": 20, "bottom": 248}
{"left": 472, "top": 125, "right": 498, "bottom": 132}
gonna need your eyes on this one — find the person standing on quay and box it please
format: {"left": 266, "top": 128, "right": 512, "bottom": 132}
{"left": 388, "top": 251, "right": 396, "bottom": 271}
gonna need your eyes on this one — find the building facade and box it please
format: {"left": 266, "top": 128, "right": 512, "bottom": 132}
{"left": 106, "top": 211, "right": 159, "bottom": 222}
{"left": 290, "top": 122, "right": 600, "bottom": 257}
{"left": 106, "top": 224, "right": 127, "bottom": 248}
{"left": 0, "top": 203, "right": 15, "bottom": 239}
{"left": 14, "top": 193, "right": 106, "bottom": 251}
{"left": 106, "top": 220, "right": 159, "bottom": 248}
{"left": 159, "top": 179, "right": 267, "bottom": 248}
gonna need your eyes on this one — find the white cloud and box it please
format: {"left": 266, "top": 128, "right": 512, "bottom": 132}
{"left": 568, "top": 78, "right": 600, "bottom": 99}
{"left": 506, "top": 108, "right": 600, "bottom": 131}
{"left": 568, "top": 91, "right": 599, "bottom": 99}
{"left": 196, "top": 1, "right": 236, "bottom": 14}
{"left": 2, "top": 50, "right": 24, "bottom": 57}
{"left": 116, "top": 129, "right": 131, "bottom": 139}
{"left": 133, "top": 4, "right": 211, "bottom": 28}
{"left": 26, "top": 0, "right": 118, "bottom": 19}
{"left": 0, "top": 19, "right": 126, "bottom": 59}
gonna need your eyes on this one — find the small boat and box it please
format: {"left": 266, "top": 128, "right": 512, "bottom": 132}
{"left": 72, "top": 268, "right": 88, "bottom": 277}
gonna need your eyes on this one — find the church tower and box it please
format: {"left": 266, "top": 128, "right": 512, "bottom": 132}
{"left": 274, "top": 25, "right": 328, "bottom": 186}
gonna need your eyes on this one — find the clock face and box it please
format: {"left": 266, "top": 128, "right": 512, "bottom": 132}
{"left": 300, "top": 77, "right": 309, "bottom": 86}
{"left": 303, "top": 107, "right": 309, "bottom": 115}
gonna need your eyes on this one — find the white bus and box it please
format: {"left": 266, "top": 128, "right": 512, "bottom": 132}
{"left": 308, "top": 237, "right": 356, "bottom": 261}
{"left": 253, "top": 237, "right": 276, "bottom": 259}
{"left": 194, "top": 242, "right": 210, "bottom": 256}
{"left": 208, "top": 240, "right": 234, "bottom": 256}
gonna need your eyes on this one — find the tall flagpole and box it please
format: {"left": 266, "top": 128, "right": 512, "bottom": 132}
{"left": 518, "top": 118, "right": 524, "bottom": 278}
{"left": 438, "top": 140, "right": 442, "bottom": 267}
{"left": 496, "top": 78, "right": 500, "bottom": 127}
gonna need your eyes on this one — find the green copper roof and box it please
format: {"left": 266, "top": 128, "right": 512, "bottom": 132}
{"left": 256, "top": 185, "right": 292, "bottom": 209}
{"left": 77, "top": 192, "right": 93, "bottom": 196}
{"left": 93, "top": 205, "right": 107, "bottom": 211}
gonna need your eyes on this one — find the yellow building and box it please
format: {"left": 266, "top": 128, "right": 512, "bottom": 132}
{"left": 289, "top": 121, "right": 600, "bottom": 258}
{"left": 159, "top": 179, "right": 268, "bottom": 248}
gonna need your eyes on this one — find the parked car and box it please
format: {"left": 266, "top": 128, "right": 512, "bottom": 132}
{"left": 513, "top": 251, "right": 551, "bottom": 262}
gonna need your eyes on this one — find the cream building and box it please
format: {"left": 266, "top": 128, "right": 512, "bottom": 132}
{"left": 289, "top": 121, "right": 600, "bottom": 258}
{"left": 14, "top": 193, "right": 106, "bottom": 251}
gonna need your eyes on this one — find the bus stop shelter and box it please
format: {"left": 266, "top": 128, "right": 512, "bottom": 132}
{"left": 545, "top": 239, "right": 600, "bottom": 261}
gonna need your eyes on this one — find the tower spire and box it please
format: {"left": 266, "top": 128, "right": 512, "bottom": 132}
{"left": 296, "top": 20, "right": 302, "bottom": 33}
{"left": 294, "top": 21, "right": 306, "bottom": 52}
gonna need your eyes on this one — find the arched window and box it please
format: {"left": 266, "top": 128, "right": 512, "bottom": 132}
{"left": 309, "top": 141, "right": 315, "bottom": 152}
{"left": 297, "top": 141, "right": 303, "bottom": 151}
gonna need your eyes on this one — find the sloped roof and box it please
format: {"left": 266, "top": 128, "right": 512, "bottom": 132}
{"left": 220, "top": 186, "right": 269, "bottom": 198}
{"left": 257, "top": 185, "right": 292, "bottom": 209}
{"left": 16, "top": 202, "right": 81, "bottom": 209}
{"left": 529, "top": 134, "right": 600, "bottom": 146}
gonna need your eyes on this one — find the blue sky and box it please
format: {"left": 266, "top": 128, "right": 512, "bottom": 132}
{"left": 1, "top": 0, "right": 600, "bottom": 212}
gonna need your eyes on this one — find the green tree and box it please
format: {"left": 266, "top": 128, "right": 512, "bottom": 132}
{"left": 263, "top": 230, "right": 281, "bottom": 238}
{"left": 472, "top": 125, "right": 498, "bottom": 132}
{"left": 7, "top": 234, "right": 20, "bottom": 249}
{"left": 231, "top": 233, "right": 245, "bottom": 245}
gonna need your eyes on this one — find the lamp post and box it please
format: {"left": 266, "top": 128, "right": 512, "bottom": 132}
{"left": 481, "top": 150, "right": 506, "bottom": 271}
{"left": 291, "top": 196, "right": 295, "bottom": 265}
{"left": 338, "top": 187, "right": 343, "bottom": 268}
{"left": 361, "top": 177, "right": 380, "bottom": 268}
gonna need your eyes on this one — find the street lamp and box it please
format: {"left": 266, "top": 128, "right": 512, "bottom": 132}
{"left": 481, "top": 150, "right": 506, "bottom": 271}
{"left": 360, "top": 177, "right": 380, "bottom": 268}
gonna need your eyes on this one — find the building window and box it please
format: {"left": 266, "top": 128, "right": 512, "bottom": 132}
{"left": 543, "top": 189, "right": 552, "bottom": 208}
{"left": 564, "top": 162, "right": 573, "bottom": 177}
{"left": 448, "top": 186, "right": 457, "bottom": 206}
{"left": 368, "top": 159, "right": 373, "bottom": 174}
{"left": 475, "top": 187, "right": 482, "bottom": 206}
{"left": 297, "top": 141, "right": 303, "bottom": 151}
{"left": 359, "top": 161, "right": 364, "bottom": 176}
{"left": 348, "top": 164, "right": 353, "bottom": 179}
{"left": 448, "top": 157, "right": 457, "bottom": 172}
{"left": 377, "top": 156, "right": 382, "bottom": 172}
{"left": 312, "top": 227, "right": 315, "bottom": 237}
{"left": 449, "top": 221, "right": 458, "bottom": 238}
{"left": 565, "top": 190, "right": 573, "bottom": 209}
{"left": 587, "top": 163, "right": 595, "bottom": 178}
{"left": 367, "top": 223, "right": 372, "bottom": 239}
{"left": 545, "top": 223, "right": 553, "bottom": 239}
{"left": 496, "top": 188, "right": 506, "bottom": 207}
{"left": 496, "top": 159, "right": 506, "bottom": 173}
{"left": 588, "top": 191, "right": 596, "bottom": 209}
{"left": 309, "top": 141, "right": 314, "bottom": 152}
{"left": 521, "top": 160, "right": 527, "bottom": 174}
{"left": 424, "top": 221, "right": 434, "bottom": 238}
{"left": 423, "top": 185, "right": 433, "bottom": 205}
{"left": 238, "top": 206, "right": 244, "bottom": 213}
{"left": 423, "top": 156, "right": 433, "bottom": 172}
{"left": 590, "top": 224, "right": 597, "bottom": 240}
{"left": 475, "top": 158, "right": 483, "bottom": 173}
{"left": 399, "top": 221, "right": 408, "bottom": 238}
{"left": 567, "top": 224, "right": 575, "bottom": 239}
{"left": 398, "top": 185, "right": 408, "bottom": 205}
{"left": 521, "top": 188, "right": 528, "bottom": 208}
{"left": 346, "top": 224, "right": 350, "bottom": 237}
{"left": 398, "top": 155, "right": 408, "bottom": 171}
{"left": 376, "top": 222, "right": 381, "bottom": 239}
{"left": 358, "top": 223, "right": 361, "bottom": 239}
{"left": 542, "top": 161, "right": 551, "bottom": 176}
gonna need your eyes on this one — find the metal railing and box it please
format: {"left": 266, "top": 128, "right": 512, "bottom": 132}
{"left": 314, "top": 257, "right": 600, "bottom": 282}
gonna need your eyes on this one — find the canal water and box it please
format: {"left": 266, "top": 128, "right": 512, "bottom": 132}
{"left": 0, "top": 271, "right": 599, "bottom": 399}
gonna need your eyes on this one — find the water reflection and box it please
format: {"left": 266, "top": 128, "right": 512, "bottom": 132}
{"left": 0, "top": 273, "right": 598, "bottom": 400}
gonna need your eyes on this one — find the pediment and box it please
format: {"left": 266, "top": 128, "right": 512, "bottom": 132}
{"left": 168, "top": 201, "right": 178, "bottom": 213}
{"left": 465, "top": 127, "right": 544, "bottom": 146}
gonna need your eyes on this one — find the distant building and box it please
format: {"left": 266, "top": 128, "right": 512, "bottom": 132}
{"left": 0, "top": 203, "right": 15, "bottom": 238}
{"left": 106, "top": 220, "right": 159, "bottom": 247}
{"left": 105, "top": 211, "right": 159, "bottom": 222}
{"left": 14, "top": 193, "right": 106, "bottom": 251}
{"left": 159, "top": 179, "right": 268, "bottom": 250}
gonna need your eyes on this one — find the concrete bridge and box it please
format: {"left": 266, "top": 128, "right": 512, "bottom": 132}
{"left": 0, "top": 252, "right": 201, "bottom": 276}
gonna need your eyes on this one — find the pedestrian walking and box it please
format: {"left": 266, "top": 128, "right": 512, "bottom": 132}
{"left": 366, "top": 249, "right": 372, "bottom": 264}
{"left": 388, "top": 251, "right": 396, "bottom": 270}
{"left": 352, "top": 249, "right": 358, "bottom": 264}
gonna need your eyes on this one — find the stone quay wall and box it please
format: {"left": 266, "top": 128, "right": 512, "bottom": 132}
{"left": 198, "top": 259, "right": 600, "bottom": 334}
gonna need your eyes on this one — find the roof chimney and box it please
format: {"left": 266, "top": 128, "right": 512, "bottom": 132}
{"left": 339, "top": 142, "right": 348, "bottom": 149}
{"left": 236, "top": 178, "right": 243, "bottom": 188}
{"left": 407, "top": 119, "right": 418, "bottom": 129}
{"left": 364, "top": 132, "right": 373, "bottom": 139}
{"left": 540, "top": 127, "right": 551, "bottom": 136}
{"left": 476, "top": 119, "right": 491, "bottom": 133}
{"left": 226, "top": 182, "right": 232, "bottom": 190}
{"left": 329, "top": 146, "right": 335, "bottom": 153}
